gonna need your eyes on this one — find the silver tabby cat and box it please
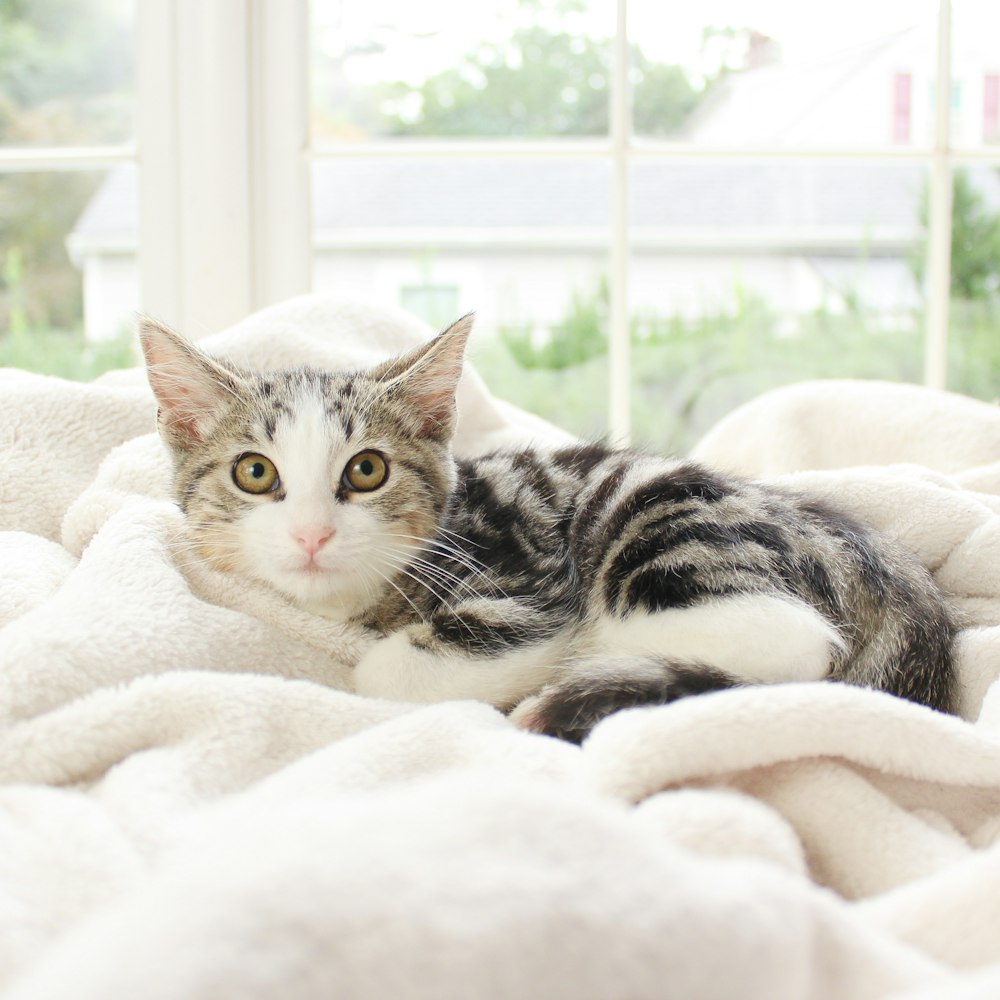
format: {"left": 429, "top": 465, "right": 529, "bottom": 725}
{"left": 141, "top": 314, "right": 955, "bottom": 742}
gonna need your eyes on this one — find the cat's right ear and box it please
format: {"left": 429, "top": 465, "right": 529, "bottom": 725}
{"left": 139, "top": 317, "right": 241, "bottom": 447}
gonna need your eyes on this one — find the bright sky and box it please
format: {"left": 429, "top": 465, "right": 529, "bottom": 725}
{"left": 314, "top": 0, "right": 999, "bottom": 85}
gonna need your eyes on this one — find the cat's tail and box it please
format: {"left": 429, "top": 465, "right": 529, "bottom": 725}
{"left": 510, "top": 655, "right": 737, "bottom": 744}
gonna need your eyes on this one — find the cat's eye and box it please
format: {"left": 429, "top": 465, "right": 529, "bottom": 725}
{"left": 343, "top": 451, "right": 389, "bottom": 493}
{"left": 233, "top": 453, "right": 279, "bottom": 494}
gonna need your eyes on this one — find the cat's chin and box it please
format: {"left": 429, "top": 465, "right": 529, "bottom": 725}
{"left": 264, "top": 565, "right": 370, "bottom": 618}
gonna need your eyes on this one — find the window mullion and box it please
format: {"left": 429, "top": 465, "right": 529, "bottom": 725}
{"left": 248, "top": 0, "right": 311, "bottom": 311}
{"left": 138, "top": 0, "right": 310, "bottom": 338}
{"left": 924, "top": 0, "right": 954, "bottom": 389}
{"left": 609, "top": 0, "right": 631, "bottom": 446}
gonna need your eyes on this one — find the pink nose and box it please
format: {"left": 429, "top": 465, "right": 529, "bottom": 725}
{"left": 294, "top": 526, "right": 334, "bottom": 558}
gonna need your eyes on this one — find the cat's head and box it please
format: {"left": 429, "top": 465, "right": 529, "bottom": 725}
{"left": 140, "top": 315, "right": 473, "bottom": 618}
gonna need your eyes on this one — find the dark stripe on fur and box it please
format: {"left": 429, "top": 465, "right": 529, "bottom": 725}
{"left": 432, "top": 612, "right": 527, "bottom": 654}
{"left": 523, "top": 657, "right": 737, "bottom": 744}
{"left": 598, "top": 466, "right": 733, "bottom": 553}
{"left": 552, "top": 443, "right": 614, "bottom": 479}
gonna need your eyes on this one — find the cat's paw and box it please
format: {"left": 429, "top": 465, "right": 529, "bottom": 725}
{"left": 353, "top": 629, "right": 455, "bottom": 703}
{"left": 508, "top": 686, "right": 597, "bottom": 745}
{"left": 507, "top": 694, "right": 545, "bottom": 731}
{"left": 353, "top": 632, "right": 411, "bottom": 700}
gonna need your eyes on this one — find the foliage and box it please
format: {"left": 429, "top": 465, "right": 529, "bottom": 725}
{"left": 912, "top": 167, "right": 1000, "bottom": 300}
{"left": 0, "top": 325, "right": 135, "bottom": 380}
{"left": 0, "top": 0, "right": 132, "bottom": 341}
{"left": 374, "top": 6, "right": 705, "bottom": 137}
{"left": 0, "top": 0, "right": 131, "bottom": 135}
{"left": 500, "top": 276, "right": 608, "bottom": 369}
{"left": 632, "top": 57, "right": 703, "bottom": 137}
{"left": 381, "top": 23, "right": 609, "bottom": 137}
{"left": 480, "top": 282, "right": 966, "bottom": 454}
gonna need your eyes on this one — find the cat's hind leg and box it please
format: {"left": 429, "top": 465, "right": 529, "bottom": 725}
{"left": 590, "top": 592, "right": 845, "bottom": 686}
{"left": 513, "top": 592, "right": 845, "bottom": 742}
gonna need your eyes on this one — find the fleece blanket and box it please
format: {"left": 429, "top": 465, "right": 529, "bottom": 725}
{"left": 4, "top": 295, "right": 1000, "bottom": 999}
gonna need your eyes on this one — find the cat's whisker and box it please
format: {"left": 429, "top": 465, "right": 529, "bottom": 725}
{"left": 381, "top": 531, "right": 503, "bottom": 594}
{"left": 367, "top": 565, "right": 429, "bottom": 624}
{"left": 404, "top": 555, "right": 498, "bottom": 605}
{"left": 379, "top": 536, "right": 507, "bottom": 602}
{"left": 370, "top": 550, "right": 461, "bottom": 614}
{"left": 436, "top": 524, "right": 488, "bottom": 551}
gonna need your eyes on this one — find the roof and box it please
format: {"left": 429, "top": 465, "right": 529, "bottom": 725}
{"left": 68, "top": 158, "right": 934, "bottom": 256}
{"left": 682, "top": 29, "right": 927, "bottom": 147}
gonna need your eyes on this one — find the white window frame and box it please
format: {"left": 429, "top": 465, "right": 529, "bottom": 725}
{"left": 136, "top": 0, "right": 311, "bottom": 336}
{"left": 304, "top": 0, "right": 973, "bottom": 443}
{"left": 1, "top": 0, "right": 991, "bottom": 446}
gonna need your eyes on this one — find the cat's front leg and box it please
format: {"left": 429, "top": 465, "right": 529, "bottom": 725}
{"left": 353, "top": 600, "right": 566, "bottom": 709}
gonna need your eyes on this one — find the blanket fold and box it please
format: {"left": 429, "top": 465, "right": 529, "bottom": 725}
{"left": 3, "top": 294, "right": 1000, "bottom": 999}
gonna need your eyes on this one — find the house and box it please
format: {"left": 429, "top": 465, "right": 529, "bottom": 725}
{"left": 66, "top": 25, "right": 1000, "bottom": 342}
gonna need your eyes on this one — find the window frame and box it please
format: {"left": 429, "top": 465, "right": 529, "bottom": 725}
{"left": 2, "top": 0, "right": 993, "bottom": 445}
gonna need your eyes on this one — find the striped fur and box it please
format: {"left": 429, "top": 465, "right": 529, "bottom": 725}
{"left": 142, "top": 316, "right": 957, "bottom": 743}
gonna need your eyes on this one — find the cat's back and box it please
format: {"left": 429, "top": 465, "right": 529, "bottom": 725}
{"left": 452, "top": 442, "right": 954, "bottom": 712}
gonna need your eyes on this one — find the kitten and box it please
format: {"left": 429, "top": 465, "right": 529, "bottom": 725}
{"left": 140, "top": 314, "right": 956, "bottom": 742}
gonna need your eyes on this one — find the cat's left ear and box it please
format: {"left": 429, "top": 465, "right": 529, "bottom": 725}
{"left": 139, "top": 317, "right": 244, "bottom": 449}
{"left": 373, "top": 313, "right": 473, "bottom": 441}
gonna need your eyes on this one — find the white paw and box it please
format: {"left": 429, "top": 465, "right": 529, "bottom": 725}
{"left": 353, "top": 632, "right": 412, "bottom": 700}
{"left": 508, "top": 694, "right": 546, "bottom": 731}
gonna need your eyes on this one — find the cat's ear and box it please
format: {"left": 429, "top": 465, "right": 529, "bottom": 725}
{"left": 139, "top": 317, "right": 243, "bottom": 448}
{"left": 373, "top": 313, "right": 473, "bottom": 441}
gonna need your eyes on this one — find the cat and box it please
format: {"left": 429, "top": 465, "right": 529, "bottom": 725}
{"left": 140, "top": 314, "right": 956, "bottom": 742}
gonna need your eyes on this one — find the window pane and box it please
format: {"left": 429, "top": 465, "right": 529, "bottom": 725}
{"left": 627, "top": 161, "right": 928, "bottom": 453}
{"left": 630, "top": 0, "right": 938, "bottom": 148}
{"left": 310, "top": 0, "right": 613, "bottom": 141}
{"left": 0, "top": 0, "right": 134, "bottom": 147}
{"left": 952, "top": 0, "right": 1000, "bottom": 148}
{"left": 1, "top": 167, "right": 138, "bottom": 377}
{"left": 946, "top": 165, "right": 1000, "bottom": 396}
{"left": 311, "top": 157, "right": 609, "bottom": 438}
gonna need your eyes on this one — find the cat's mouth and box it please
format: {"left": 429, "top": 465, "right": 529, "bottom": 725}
{"left": 297, "top": 562, "right": 331, "bottom": 576}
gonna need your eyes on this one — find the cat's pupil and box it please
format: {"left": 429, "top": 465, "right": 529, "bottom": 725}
{"left": 251, "top": 462, "right": 265, "bottom": 479}
{"left": 359, "top": 459, "right": 374, "bottom": 476}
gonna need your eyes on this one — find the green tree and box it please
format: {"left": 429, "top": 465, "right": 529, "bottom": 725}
{"left": 380, "top": 24, "right": 610, "bottom": 137}
{"left": 377, "top": 7, "right": 705, "bottom": 137}
{"left": 913, "top": 168, "right": 1000, "bottom": 300}
{"left": 501, "top": 277, "right": 609, "bottom": 370}
{"left": 0, "top": 0, "right": 132, "bottom": 336}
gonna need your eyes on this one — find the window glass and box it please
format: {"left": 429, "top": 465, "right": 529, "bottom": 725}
{"left": 952, "top": 0, "right": 1000, "bottom": 148}
{"left": 628, "top": 161, "right": 930, "bottom": 452}
{"left": 630, "top": 0, "right": 938, "bottom": 148}
{"left": 311, "top": 157, "right": 610, "bottom": 439}
{"left": 945, "top": 165, "right": 1000, "bottom": 395}
{"left": 1, "top": 0, "right": 136, "bottom": 378}
{"left": 0, "top": 0, "right": 134, "bottom": 147}
{"left": 1, "top": 167, "right": 137, "bottom": 376}
{"left": 311, "top": 0, "right": 614, "bottom": 141}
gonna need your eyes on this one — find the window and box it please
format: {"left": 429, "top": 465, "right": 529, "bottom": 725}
{"left": 4, "top": 0, "right": 1000, "bottom": 451}
{"left": 984, "top": 74, "right": 1000, "bottom": 142}
{"left": 893, "top": 73, "right": 913, "bottom": 144}
{"left": 399, "top": 284, "right": 461, "bottom": 331}
{"left": 0, "top": 0, "right": 137, "bottom": 376}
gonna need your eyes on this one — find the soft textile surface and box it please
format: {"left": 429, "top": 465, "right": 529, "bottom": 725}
{"left": 4, "top": 295, "right": 1000, "bottom": 999}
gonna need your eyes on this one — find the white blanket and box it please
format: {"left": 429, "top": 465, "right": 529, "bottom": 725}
{"left": 4, "top": 294, "right": 1000, "bottom": 1000}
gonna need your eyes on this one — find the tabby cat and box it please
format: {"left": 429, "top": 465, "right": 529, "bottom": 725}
{"left": 141, "top": 314, "right": 955, "bottom": 742}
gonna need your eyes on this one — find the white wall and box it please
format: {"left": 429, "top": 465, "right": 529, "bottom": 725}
{"left": 82, "top": 253, "right": 140, "bottom": 342}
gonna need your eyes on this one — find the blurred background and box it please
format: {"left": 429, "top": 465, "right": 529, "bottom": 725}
{"left": 1, "top": 0, "right": 998, "bottom": 452}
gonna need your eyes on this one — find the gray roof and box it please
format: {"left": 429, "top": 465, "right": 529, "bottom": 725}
{"left": 71, "top": 158, "right": 991, "bottom": 252}
{"left": 315, "top": 160, "right": 926, "bottom": 233}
